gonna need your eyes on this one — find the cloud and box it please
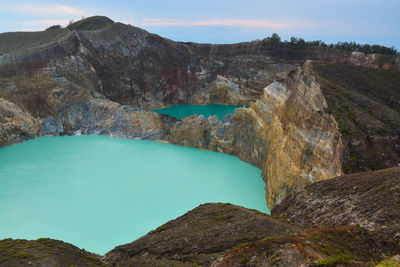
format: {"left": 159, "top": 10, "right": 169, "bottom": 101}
{"left": 18, "top": 20, "right": 71, "bottom": 26}
{"left": 117, "top": 19, "right": 135, "bottom": 25}
{"left": 140, "top": 18, "right": 288, "bottom": 29}
{"left": 7, "top": 4, "right": 84, "bottom": 16}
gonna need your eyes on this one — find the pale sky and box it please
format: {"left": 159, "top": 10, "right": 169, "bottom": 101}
{"left": 0, "top": 0, "right": 399, "bottom": 49}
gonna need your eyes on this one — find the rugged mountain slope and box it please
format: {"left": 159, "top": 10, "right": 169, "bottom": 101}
{"left": 272, "top": 167, "right": 400, "bottom": 243}
{"left": 312, "top": 62, "right": 400, "bottom": 173}
{"left": 105, "top": 204, "right": 400, "bottom": 266}
{"left": 105, "top": 203, "right": 300, "bottom": 266}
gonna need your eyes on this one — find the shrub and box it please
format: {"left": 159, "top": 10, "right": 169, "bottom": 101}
{"left": 316, "top": 253, "right": 353, "bottom": 266}
{"left": 45, "top": 25, "right": 62, "bottom": 31}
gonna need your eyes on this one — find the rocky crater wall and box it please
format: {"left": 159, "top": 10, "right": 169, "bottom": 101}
{"left": 0, "top": 21, "right": 398, "bottom": 208}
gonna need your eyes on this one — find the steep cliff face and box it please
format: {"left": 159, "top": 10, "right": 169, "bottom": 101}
{"left": 77, "top": 23, "right": 302, "bottom": 108}
{"left": 246, "top": 61, "right": 343, "bottom": 206}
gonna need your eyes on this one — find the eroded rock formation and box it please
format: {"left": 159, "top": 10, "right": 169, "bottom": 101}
{"left": 230, "top": 62, "right": 343, "bottom": 206}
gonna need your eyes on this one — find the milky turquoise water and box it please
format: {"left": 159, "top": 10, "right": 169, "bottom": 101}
{"left": 0, "top": 135, "right": 267, "bottom": 254}
{"left": 153, "top": 104, "right": 245, "bottom": 120}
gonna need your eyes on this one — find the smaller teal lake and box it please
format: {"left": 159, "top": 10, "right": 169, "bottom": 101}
{"left": 0, "top": 135, "right": 267, "bottom": 254}
{"left": 153, "top": 104, "right": 245, "bottom": 120}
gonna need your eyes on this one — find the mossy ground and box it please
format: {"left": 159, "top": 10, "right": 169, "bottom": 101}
{"left": 0, "top": 238, "right": 104, "bottom": 267}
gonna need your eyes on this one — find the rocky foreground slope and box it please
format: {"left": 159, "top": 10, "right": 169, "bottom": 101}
{"left": 1, "top": 200, "right": 400, "bottom": 266}
{"left": 1, "top": 16, "right": 398, "bottom": 207}
{"left": 272, "top": 167, "right": 400, "bottom": 243}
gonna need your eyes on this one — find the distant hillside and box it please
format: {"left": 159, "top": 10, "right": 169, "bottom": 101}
{"left": 0, "top": 16, "right": 114, "bottom": 56}
{"left": 66, "top": 16, "right": 114, "bottom": 31}
{"left": 0, "top": 29, "right": 70, "bottom": 55}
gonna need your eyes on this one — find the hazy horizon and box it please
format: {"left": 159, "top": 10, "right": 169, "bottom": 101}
{"left": 0, "top": 0, "right": 399, "bottom": 49}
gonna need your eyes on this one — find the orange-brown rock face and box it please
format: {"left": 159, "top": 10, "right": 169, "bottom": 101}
{"left": 246, "top": 62, "right": 343, "bottom": 206}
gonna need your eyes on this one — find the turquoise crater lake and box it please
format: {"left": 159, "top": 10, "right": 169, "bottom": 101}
{"left": 0, "top": 135, "right": 267, "bottom": 254}
{"left": 153, "top": 104, "right": 245, "bottom": 120}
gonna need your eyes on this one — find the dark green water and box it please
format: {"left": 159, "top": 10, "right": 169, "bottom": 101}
{"left": 0, "top": 135, "right": 268, "bottom": 254}
{"left": 153, "top": 104, "right": 244, "bottom": 120}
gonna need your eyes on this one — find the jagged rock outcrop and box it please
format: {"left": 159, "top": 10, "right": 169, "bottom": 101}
{"left": 272, "top": 167, "right": 400, "bottom": 243}
{"left": 232, "top": 61, "right": 343, "bottom": 206}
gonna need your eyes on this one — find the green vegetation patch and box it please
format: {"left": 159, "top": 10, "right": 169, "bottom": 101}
{"left": 257, "top": 33, "right": 398, "bottom": 55}
{"left": 375, "top": 258, "right": 400, "bottom": 267}
{"left": 316, "top": 253, "right": 353, "bottom": 266}
{"left": 0, "top": 28, "right": 70, "bottom": 55}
